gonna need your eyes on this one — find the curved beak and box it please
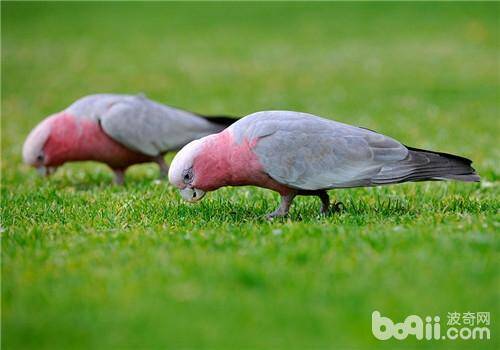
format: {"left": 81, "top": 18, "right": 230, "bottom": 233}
{"left": 180, "top": 187, "right": 206, "bottom": 203}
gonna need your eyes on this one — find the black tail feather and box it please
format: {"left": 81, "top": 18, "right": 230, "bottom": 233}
{"left": 372, "top": 145, "right": 480, "bottom": 184}
{"left": 404, "top": 145, "right": 475, "bottom": 166}
{"left": 198, "top": 115, "right": 239, "bottom": 127}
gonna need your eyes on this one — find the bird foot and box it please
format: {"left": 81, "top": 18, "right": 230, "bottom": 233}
{"left": 265, "top": 209, "right": 288, "bottom": 220}
{"left": 47, "top": 166, "right": 58, "bottom": 176}
{"left": 265, "top": 193, "right": 296, "bottom": 220}
{"left": 320, "top": 201, "right": 344, "bottom": 215}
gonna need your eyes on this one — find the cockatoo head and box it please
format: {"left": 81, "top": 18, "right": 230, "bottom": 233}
{"left": 168, "top": 138, "right": 207, "bottom": 202}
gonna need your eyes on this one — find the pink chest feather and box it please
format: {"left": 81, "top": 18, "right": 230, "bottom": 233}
{"left": 44, "top": 114, "right": 151, "bottom": 169}
{"left": 193, "top": 130, "right": 292, "bottom": 195}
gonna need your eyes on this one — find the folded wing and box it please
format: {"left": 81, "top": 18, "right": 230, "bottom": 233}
{"left": 230, "top": 111, "right": 409, "bottom": 190}
{"left": 100, "top": 95, "right": 229, "bottom": 156}
{"left": 65, "top": 94, "right": 225, "bottom": 157}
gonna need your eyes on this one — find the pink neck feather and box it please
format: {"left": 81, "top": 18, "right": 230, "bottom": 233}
{"left": 44, "top": 113, "right": 150, "bottom": 169}
{"left": 192, "top": 130, "right": 292, "bottom": 195}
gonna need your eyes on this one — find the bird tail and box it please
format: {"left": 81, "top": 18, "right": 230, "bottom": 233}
{"left": 199, "top": 115, "right": 239, "bottom": 128}
{"left": 371, "top": 146, "right": 480, "bottom": 185}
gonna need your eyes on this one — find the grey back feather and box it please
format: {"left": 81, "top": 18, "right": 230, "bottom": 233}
{"left": 230, "top": 111, "right": 409, "bottom": 190}
{"left": 66, "top": 94, "right": 226, "bottom": 156}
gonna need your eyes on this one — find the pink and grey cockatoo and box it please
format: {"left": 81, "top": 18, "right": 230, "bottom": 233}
{"left": 22, "top": 94, "right": 235, "bottom": 184}
{"left": 168, "top": 111, "right": 480, "bottom": 218}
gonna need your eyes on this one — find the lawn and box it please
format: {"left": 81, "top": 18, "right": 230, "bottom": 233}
{"left": 1, "top": 2, "right": 499, "bottom": 349}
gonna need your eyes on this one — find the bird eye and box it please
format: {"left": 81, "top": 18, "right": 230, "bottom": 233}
{"left": 36, "top": 155, "right": 43, "bottom": 161}
{"left": 182, "top": 169, "right": 193, "bottom": 183}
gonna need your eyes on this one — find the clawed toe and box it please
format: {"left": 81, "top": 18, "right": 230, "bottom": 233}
{"left": 265, "top": 193, "right": 296, "bottom": 220}
{"left": 265, "top": 211, "right": 286, "bottom": 220}
{"left": 320, "top": 201, "right": 344, "bottom": 215}
{"left": 332, "top": 201, "right": 344, "bottom": 212}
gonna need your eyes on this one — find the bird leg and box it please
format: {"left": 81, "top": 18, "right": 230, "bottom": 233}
{"left": 317, "top": 190, "right": 343, "bottom": 215}
{"left": 318, "top": 190, "right": 331, "bottom": 214}
{"left": 266, "top": 192, "right": 297, "bottom": 219}
{"left": 113, "top": 169, "right": 125, "bottom": 185}
{"left": 155, "top": 155, "right": 169, "bottom": 179}
{"left": 47, "top": 166, "right": 58, "bottom": 176}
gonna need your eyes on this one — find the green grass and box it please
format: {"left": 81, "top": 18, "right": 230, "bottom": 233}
{"left": 1, "top": 2, "right": 499, "bottom": 349}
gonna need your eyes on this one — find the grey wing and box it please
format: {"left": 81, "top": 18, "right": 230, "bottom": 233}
{"left": 232, "top": 111, "right": 409, "bottom": 190}
{"left": 99, "top": 96, "right": 223, "bottom": 156}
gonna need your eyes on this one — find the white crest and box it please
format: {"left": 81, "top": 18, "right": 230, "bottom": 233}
{"left": 168, "top": 137, "right": 206, "bottom": 187}
{"left": 22, "top": 116, "right": 54, "bottom": 165}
